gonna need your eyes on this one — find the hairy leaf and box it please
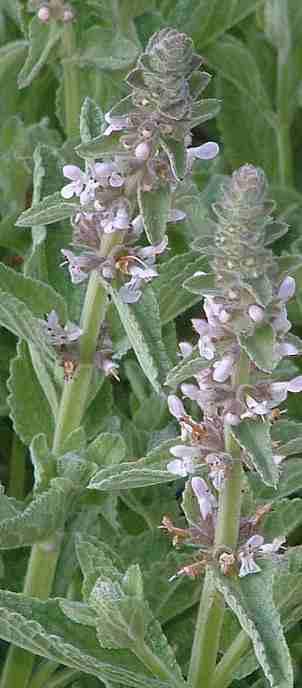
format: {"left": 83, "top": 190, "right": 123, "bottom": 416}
{"left": 231, "top": 420, "right": 279, "bottom": 488}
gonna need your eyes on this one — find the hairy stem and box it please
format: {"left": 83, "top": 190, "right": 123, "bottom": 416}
{"left": 213, "top": 631, "right": 250, "bottom": 688}
{"left": 61, "top": 22, "right": 81, "bottom": 138}
{"left": 188, "top": 352, "right": 249, "bottom": 688}
{"left": 134, "top": 642, "right": 185, "bottom": 687}
{"left": 1, "top": 274, "right": 108, "bottom": 688}
{"left": 0, "top": 536, "right": 62, "bottom": 688}
{"left": 276, "top": 48, "right": 293, "bottom": 186}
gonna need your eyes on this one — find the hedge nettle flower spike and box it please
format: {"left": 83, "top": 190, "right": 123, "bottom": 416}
{"left": 164, "top": 164, "right": 300, "bottom": 580}
{"left": 59, "top": 29, "right": 219, "bottom": 308}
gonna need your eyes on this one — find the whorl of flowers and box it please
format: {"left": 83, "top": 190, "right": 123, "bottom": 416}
{"left": 163, "top": 165, "right": 302, "bottom": 579}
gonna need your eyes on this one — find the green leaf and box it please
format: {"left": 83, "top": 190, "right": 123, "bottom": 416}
{"left": 88, "top": 439, "right": 178, "bottom": 491}
{"left": 111, "top": 287, "right": 171, "bottom": 393}
{"left": 249, "top": 457, "right": 302, "bottom": 502}
{"left": 76, "top": 133, "right": 120, "bottom": 160}
{"left": 272, "top": 420, "right": 302, "bottom": 457}
{"left": 263, "top": 498, "right": 302, "bottom": 540}
{"left": 8, "top": 341, "right": 55, "bottom": 447}
{"left": 0, "top": 262, "right": 66, "bottom": 320}
{"left": 165, "top": 348, "right": 209, "bottom": 388}
{"left": 239, "top": 324, "right": 276, "bottom": 373}
{"left": 0, "top": 592, "right": 163, "bottom": 687}
{"left": 0, "top": 41, "right": 28, "bottom": 121}
{"left": 214, "top": 564, "right": 293, "bottom": 688}
{"left": 76, "top": 534, "right": 123, "bottom": 601}
{"left": 213, "top": 565, "right": 293, "bottom": 688}
{"left": 0, "top": 477, "right": 74, "bottom": 549}
{"left": 206, "top": 36, "right": 277, "bottom": 179}
{"left": 16, "top": 191, "right": 79, "bottom": 227}
{"left": 181, "top": 480, "right": 201, "bottom": 527}
{"left": 242, "top": 275, "right": 273, "bottom": 308}
{"left": 183, "top": 271, "right": 220, "bottom": 296}
{"left": 190, "top": 98, "right": 221, "bottom": 127}
{"left": 87, "top": 433, "right": 127, "bottom": 466}
{"left": 18, "top": 17, "right": 62, "bottom": 89}
{"left": 138, "top": 183, "right": 171, "bottom": 245}
{"left": 166, "top": 0, "right": 262, "bottom": 48}
{"left": 30, "top": 433, "right": 56, "bottom": 492}
{"left": 80, "top": 97, "right": 105, "bottom": 144}
{"left": 154, "top": 253, "right": 208, "bottom": 324}
{"left": 0, "top": 292, "right": 55, "bottom": 367}
{"left": 79, "top": 27, "right": 138, "bottom": 71}
{"left": 160, "top": 139, "right": 186, "bottom": 181}
{"left": 231, "top": 420, "right": 279, "bottom": 488}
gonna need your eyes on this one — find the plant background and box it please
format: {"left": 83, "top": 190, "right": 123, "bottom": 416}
{"left": 1, "top": 1, "right": 302, "bottom": 687}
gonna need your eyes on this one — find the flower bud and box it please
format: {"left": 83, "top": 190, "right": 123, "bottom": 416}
{"left": 63, "top": 6, "right": 74, "bottom": 22}
{"left": 38, "top": 5, "right": 50, "bottom": 22}
{"left": 248, "top": 304, "right": 265, "bottom": 323}
{"left": 278, "top": 276, "right": 296, "bottom": 301}
{"left": 135, "top": 142, "right": 151, "bottom": 161}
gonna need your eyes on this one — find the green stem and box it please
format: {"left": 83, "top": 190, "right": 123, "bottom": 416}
{"left": 276, "top": 122, "right": 293, "bottom": 187}
{"left": 30, "top": 662, "right": 59, "bottom": 688}
{"left": 53, "top": 271, "right": 108, "bottom": 454}
{"left": 1, "top": 274, "right": 108, "bottom": 688}
{"left": 134, "top": 642, "right": 184, "bottom": 687}
{"left": 8, "top": 434, "right": 26, "bottom": 500}
{"left": 213, "top": 631, "right": 250, "bottom": 688}
{"left": 276, "top": 49, "right": 293, "bottom": 186}
{"left": 188, "top": 352, "right": 249, "bottom": 688}
{"left": 0, "top": 536, "right": 62, "bottom": 688}
{"left": 61, "top": 22, "right": 81, "bottom": 138}
{"left": 44, "top": 668, "right": 79, "bottom": 688}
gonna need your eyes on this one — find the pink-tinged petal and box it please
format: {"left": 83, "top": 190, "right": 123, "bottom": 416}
{"left": 246, "top": 535, "right": 264, "bottom": 549}
{"left": 61, "top": 183, "right": 76, "bottom": 199}
{"left": 119, "top": 283, "right": 141, "bottom": 303}
{"left": 278, "top": 342, "right": 299, "bottom": 357}
{"left": 198, "top": 335, "right": 215, "bottom": 360}
{"left": 224, "top": 412, "right": 240, "bottom": 426}
{"left": 287, "top": 375, "right": 302, "bottom": 393}
{"left": 238, "top": 554, "right": 261, "bottom": 577}
{"left": 179, "top": 341, "right": 193, "bottom": 358}
{"left": 219, "top": 309, "right": 230, "bottom": 324}
{"left": 168, "top": 395, "right": 185, "bottom": 419}
{"left": 278, "top": 276, "right": 296, "bottom": 301}
{"left": 167, "top": 459, "right": 187, "bottom": 477}
{"left": 191, "top": 476, "right": 216, "bottom": 519}
{"left": 110, "top": 173, "right": 124, "bottom": 188}
{"left": 213, "top": 355, "right": 234, "bottom": 382}
{"left": 170, "top": 445, "right": 197, "bottom": 459}
{"left": 248, "top": 304, "right": 265, "bottom": 323}
{"left": 168, "top": 209, "right": 186, "bottom": 223}
{"left": 132, "top": 215, "right": 144, "bottom": 234}
{"left": 259, "top": 536, "right": 286, "bottom": 553}
{"left": 63, "top": 165, "right": 82, "bottom": 181}
{"left": 188, "top": 142, "right": 219, "bottom": 161}
{"left": 47, "top": 310, "right": 59, "bottom": 329}
{"left": 181, "top": 383, "right": 201, "bottom": 400}
{"left": 94, "top": 162, "right": 116, "bottom": 178}
{"left": 135, "top": 142, "right": 150, "bottom": 160}
{"left": 192, "top": 318, "right": 209, "bottom": 336}
{"left": 38, "top": 6, "right": 50, "bottom": 22}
